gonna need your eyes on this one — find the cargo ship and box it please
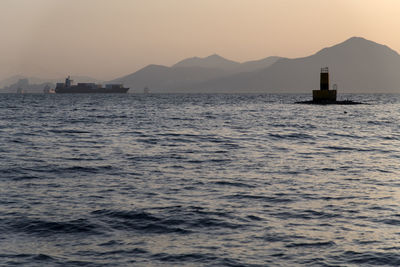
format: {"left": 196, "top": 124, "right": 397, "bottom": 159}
{"left": 55, "top": 76, "right": 129, "bottom": 93}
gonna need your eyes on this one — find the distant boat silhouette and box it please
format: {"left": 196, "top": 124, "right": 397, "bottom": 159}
{"left": 43, "top": 84, "right": 55, "bottom": 94}
{"left": 55, "top": 76, "right": 129, "bottom": 93}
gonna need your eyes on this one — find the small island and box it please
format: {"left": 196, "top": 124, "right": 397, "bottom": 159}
{"left": 296, "top": 67, "right": 364, "bottom": 105}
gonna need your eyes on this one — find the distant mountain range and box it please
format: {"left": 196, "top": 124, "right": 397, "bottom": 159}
{"left": 111, "top": 37, "right": 400, "bottom": 93}
{"left": 3, "top": 37, "right": 400, "bottom": 93}
{"left": 110, "top": 55, "right": 283, "bottom": 93}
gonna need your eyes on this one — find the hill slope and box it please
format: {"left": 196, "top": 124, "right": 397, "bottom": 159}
{"left": 190, "top": 37, "right": 400, "bottom": 93}
{"left": 112, "top": 37, "right": 400, "bottom": 93}
{"left": 111, "top": 55, "right": 282, "bottom": 92}
{"left": 173, "top": 54, "right": 240, "bottom": 70}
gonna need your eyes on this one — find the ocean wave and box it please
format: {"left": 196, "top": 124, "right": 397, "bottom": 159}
{"left": 152, "top": 252, "right": 218, "bottom": 263}
{"left": 286, "top": 241, "right": 336, "bottom": 248}
{"left": 213, "top": 180, "right": 255, "bottom": 188}
{"left": 336, "top": 251, "right": 400, "bottom": 266}
{"left": 226, "top": 194, "right": 294, "bottom": 203}
{"left": 92, "top": 209, "right": 190, "bottom": 234}
{"left": 6, "top": 217, "right": 99, "bottom": 236}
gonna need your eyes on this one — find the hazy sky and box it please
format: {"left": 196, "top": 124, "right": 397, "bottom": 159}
{"left": 1, "top": 0, "right": 400, "bottom": 80}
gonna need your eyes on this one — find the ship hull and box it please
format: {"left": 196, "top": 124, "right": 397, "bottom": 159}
{"left": 55, "top": 87, "right": 129, "bottom": 94}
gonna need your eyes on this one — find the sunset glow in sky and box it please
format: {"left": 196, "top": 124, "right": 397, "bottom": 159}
{"left": 1, "top": 0, "right": 400, "bottom": 80}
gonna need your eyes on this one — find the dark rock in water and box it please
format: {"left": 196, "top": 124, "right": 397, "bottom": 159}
{"left": 295, "top": 100, "right": 365, "bottom": 105}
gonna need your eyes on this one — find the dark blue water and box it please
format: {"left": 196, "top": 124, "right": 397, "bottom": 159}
{"left": 1, "top": 93, "right": 400, "bottom": 266}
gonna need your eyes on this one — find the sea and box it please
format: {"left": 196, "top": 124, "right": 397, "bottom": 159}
{"left": 0, "top": 93, "right": 400, "bottom": 266}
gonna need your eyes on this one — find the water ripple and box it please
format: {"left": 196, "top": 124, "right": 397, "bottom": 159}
{"left": 1, "top": 94, "right": 400, "bottom": 266}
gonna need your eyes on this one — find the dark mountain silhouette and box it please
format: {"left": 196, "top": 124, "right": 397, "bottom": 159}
{"left": 111, "top": 64, "right": 232, "bottom": 92}
{"left": 111, "top": 55, "right": 282, "bottom": 92}
{"left": 114, "top": 37, "right": 400, "bottom": 93}
{"left": 187, "top": 37, "right": 400, "bottom": 93}
{"left": 236, "top": 56, "right": 282, "bottom": 73}
{"left": 173, "top": 54, "right": 240, "bottom": 70}
{"left": 113, "top": 37, "right": 400, "bottom": 93}
{"left": 173, "top": 54, "right": 282, "bottom": 73}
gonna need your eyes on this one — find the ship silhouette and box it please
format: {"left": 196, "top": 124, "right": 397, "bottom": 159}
{"left": 55, "top": 76, "right": 129, "bottom": 93}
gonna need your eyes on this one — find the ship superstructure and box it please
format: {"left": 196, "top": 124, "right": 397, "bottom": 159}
{"left": 55, "top": 76, "right": 129, "bottom": 93}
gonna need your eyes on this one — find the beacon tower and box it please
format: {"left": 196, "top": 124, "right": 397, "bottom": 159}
{"left": 312, "top": 67, "right": 337, "bottom": 102}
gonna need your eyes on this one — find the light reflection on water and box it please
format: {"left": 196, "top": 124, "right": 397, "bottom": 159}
{"left": 0, "top": 93, "right": 400, "bottom": 266}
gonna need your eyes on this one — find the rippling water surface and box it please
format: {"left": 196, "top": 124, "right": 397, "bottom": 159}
{"left": 1, "top": 93, "right": 400, "bottom": 266}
